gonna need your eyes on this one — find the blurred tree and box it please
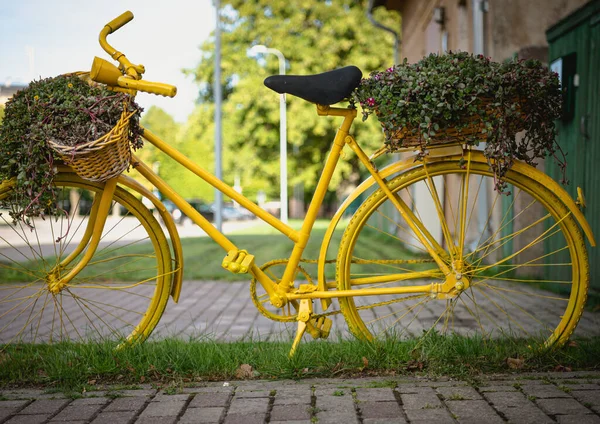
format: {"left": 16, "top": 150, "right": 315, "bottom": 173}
{"left": 187, "top": 0, "right": 400, "bottom": 207}
{"left": 139, "top": 106, "right": 213, "bottom": 201}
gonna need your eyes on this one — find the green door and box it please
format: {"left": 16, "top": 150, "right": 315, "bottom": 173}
{"left": 585, "top": 18, "right": 600, "bottom": 289}
{"left": 547, "top": 1, "right": 600, "bottom": 290}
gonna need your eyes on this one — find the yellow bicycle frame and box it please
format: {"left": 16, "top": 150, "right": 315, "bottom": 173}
{"left": 119, "top": 104, "right": 455, "bottom": 309}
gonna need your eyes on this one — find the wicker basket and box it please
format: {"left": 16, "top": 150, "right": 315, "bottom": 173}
{"left": 47, "top": 71, "right": 135, "bottom": 182}
{"left": 385, "top": 98, "right": 524, "bottom": 150}
{"left": 48, "top": 106, "right": 134, "bottom": 182}
{"left": 388, "top": 118, "right": 486, "bottom": 149}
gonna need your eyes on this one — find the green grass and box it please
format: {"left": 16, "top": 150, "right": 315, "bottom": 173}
{"left": 1, "top": 333, "right": 599, "bottom": 392}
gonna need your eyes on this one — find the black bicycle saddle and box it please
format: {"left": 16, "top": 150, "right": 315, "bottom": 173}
{"left": 264, "top": 66, "right": 362, "bottom": 105}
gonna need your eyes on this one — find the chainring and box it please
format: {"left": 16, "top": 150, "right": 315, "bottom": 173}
{"left": 250, "top": 259, "right": 315, "bottom": 322}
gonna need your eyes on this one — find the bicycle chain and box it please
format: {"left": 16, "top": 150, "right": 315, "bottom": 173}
{"left": 251, "top": 257, "right": 435, "bottom": 321}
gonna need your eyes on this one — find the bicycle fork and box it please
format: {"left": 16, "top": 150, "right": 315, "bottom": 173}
{"left": 46, "top": 177, "right": 118, "bottom": 294}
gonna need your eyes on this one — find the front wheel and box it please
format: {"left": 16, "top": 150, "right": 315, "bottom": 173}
{"left": 337, "top": 159, "right": 589, "bottom": 348}
{"left": 0, "top": 173, "right": 172, "bottom": 346}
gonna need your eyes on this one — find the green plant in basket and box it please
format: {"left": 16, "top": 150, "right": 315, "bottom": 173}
{"left": 0, "top": 74, "right": 143, "bottom": 223}
{"left": 352, "top": 52, "right": 564, "bottom": 192}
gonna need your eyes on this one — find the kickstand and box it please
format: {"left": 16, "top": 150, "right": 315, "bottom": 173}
{"left": 289, "top": 299, "right": 312, "bottom": 357}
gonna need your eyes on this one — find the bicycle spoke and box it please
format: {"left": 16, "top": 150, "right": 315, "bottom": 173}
{"left": 338, "top": 158, "right": 588, "bottom": 347}
{"left": 0, "top": 177, "right": 170, "bottom": 346}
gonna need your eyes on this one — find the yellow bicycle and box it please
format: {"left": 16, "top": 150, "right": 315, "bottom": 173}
{"left": 0, "top": 12, "right": 595, "bottom": 354}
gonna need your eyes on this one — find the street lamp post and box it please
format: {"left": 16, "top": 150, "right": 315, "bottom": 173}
{"left": 249, "top": 45, "right": 288, "bottom": 224}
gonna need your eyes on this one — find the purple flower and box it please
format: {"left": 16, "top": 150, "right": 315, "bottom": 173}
{"left": 387, "top": 67, "right": 394, "bottom": 73}
{"left": 366, "top": 97, "right": 376, "bottom": 107}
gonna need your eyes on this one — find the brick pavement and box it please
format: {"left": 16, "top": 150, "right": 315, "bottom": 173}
{"left": 1, "top": 372, "right": 600, "bottom": 423}
{"left": 151, "top": 281, "right": 600, "bottom": 342}
{"left": 2, "top": 280, "right": 600, "bottom": 344}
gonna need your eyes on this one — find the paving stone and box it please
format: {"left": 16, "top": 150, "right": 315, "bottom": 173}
{"left": 0, "top": 408, "right": 15, "bottom": 422}
{"left": 571, "top": 390, "right": 600, "bottom": 408}
{"left": 227, "top": 397, "right": 269, "bottom": 415}
{"left": 134, "top": 416, "right": 177, "bottom": 424}
{"left": 0, "top": 400, "right": 29, "bottom": 409}
{"left": 403, "top": 407, "right": 454, "bottom": 423}
{"left": 6, "top": 374, "right": 600, "bottom": 424}
{"left": 436, "top": 386, "right": 482, "bottom": 401}
{"left": 270, "top": 421, "right": 312, "bottom": 424}
{"left": 315, "top": 410, "right": 358, "bottom": 424}
{"left": 355, "top": 388, "right": 397, "bottom": 402}
{"left": 17, "top": 399, "right": 69, "bottom": 415}
{"left": 416, "top": 381, "right": 466, "bottom": 387}
{"left": 521, "top": 383, "right": 572, "bottom": 398}
{"left": 224, "top": 412, "right": 266, "bottom": 424}
{"left": 273, "top": 391, "right": 312, "bottom": 405}
{"left": 138, "top": 400, "right": 186, "bottom": 418}
{"left": 536, "top": 397, "right": 593, "bottom": 416}
{"left": 111, "top": 389, "right": 156, "bottom": 397}
{"left": 444, "top": 399, "right": 504, "bottom": 424}
{"left": 477, "top": 385, "right": 518, "bottom": 392}
{"left": 554, "top": 381, "right": 600, "bottom": 390}
{"left": 270, "top": 404, "right": 312, "bottom": 421}
{"left": 102, "top": 396, "right": 148, "bottom": 412}
{"left": 188, "top": 392, "right": 230, "bottom": 408}
{"left": 556, "top": 414, "right": 600, "bottom": 424}
{"left": 179, "top": 406, "right": 224, "bottom": 423}
{"left": 401, "top": 391, "right": 443, "bottom": 409}
{"left": 234, "top": 388, "right": 271, "bottom": 398}
{"left": 5, "top": 415, "right": 50, "bottom": 424}
{"left": 315, "top": 387, "right": 354, "bottom": 397}
{"left": 70, "top": 397, "right": 109, "bottom": 405}
{"left": 315, "top": 394, "right": 355, "bottom": 411}
{"left": 358, "top": 401, "right": 404, "bottom": 420}
{"left": 273, "top": 387, "right": 312, "bottom": 405}
{"left": 50, "top": 403, "right": 106, "bottom": 422}
{"left": 151, "top": 393, "right": 190, "bottom": 402}
{"left": 90, "top": 411, "right": 138, "bottom": 424}
{"left": 484, "top": 391, "right": 553, "bottom": 424}
{"left": 562, "top": 384, "right": 600, "bottom": 391}
{"left": 395, "top": 385, "right": 437, "bottom": 394}
{"left": 48, "top": 421, "right": 87, "bottom": 424}
{"left": 181, "top": 386, "right": 233, "bottom": 394}
{"left": 0, "top": 390, "right": 45, "bottom": 399}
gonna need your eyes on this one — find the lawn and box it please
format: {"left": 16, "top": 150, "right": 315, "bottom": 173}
{"left": 1, "top": 333, "right": 599, "bottom": 392}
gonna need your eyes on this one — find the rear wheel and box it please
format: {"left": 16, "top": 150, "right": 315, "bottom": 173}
{"left": 337, "top": 159, "right": 589, "bottom": 348}
{"left": 0, "top": 173, "right": 172, "bottom": 346}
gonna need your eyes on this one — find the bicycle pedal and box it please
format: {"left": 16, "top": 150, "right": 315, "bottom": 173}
{"left": 306, "top": 316, "right": 332, "bottom": 340}
{"left": 316, "top": 317, "right": 332, "bottom": 339}
{"left": 222, "top": 249, "right": 255, "bottom": 274}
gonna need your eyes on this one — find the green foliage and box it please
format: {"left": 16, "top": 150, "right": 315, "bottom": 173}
{"left": 353, "top": 52, "right": 563, "bottom": 192}
{"left": 140, "top": 106, "right": 217, "bottom": 202}
{"left": 0, "top": 105, "right": 4, "bottom": 123}
{"left": 188, "top": 0, "right": 400, "bottom": 202}
{"left": 0, "top": 75, "right": 142, "bottom": 221}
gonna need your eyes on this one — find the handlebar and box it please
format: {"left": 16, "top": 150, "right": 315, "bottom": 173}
{"left": 94, "top": 11, "right": 177, "bottom": 98}
{"left": 105, "top": 11, "right": 133, "bottom": 34}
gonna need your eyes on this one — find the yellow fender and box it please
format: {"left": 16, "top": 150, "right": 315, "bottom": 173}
{"left": 116, "top": 174, "right": 184, "bottom": 303}
{"left": 317, "top": 150, "right": 595, "bottom": 309}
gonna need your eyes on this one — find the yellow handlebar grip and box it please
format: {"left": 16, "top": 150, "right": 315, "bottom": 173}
{"left": 117, "top": 76, "right": 177, "bottom": 97}
{"left": 105, "top": 11, "right": 134, "bottom": 34}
